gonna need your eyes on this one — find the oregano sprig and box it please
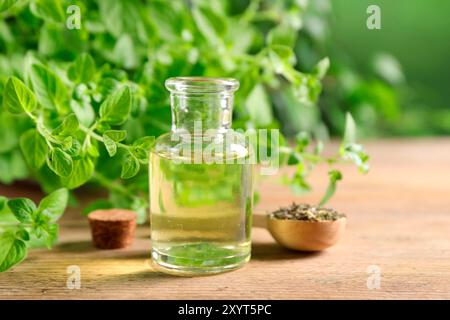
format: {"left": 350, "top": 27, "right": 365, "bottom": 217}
{"left": 0, "top": 188, "right": 68, "bottom": 272}
{"left": 2, "top": 57, "right": 155, "bottom": 190}
{"left": 280, "top": 112, "right": 369, "bottom": 206}
{"left": 2, "top": 54, "right": 155, "bottom": 224}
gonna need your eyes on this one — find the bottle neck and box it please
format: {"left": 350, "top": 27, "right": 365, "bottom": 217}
{"left": 170, "top": 92, "right": 234, "bottom": 134}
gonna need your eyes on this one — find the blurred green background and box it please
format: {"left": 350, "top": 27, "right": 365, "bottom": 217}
{"left": 319, "top": 0, "right": 450, "bottom": 136}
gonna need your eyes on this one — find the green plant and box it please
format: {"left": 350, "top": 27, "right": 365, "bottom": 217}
{"left": 0, "top": 188, "right": 68, "bottom": 272}
{"left": 2, "top": 65, "right": 155, "bottom": 222}
{"left": 0, "top": 2, "right": 368, "bottom": 233}
{"left": 279, "top": 112, "right": 368, "bottom": 206}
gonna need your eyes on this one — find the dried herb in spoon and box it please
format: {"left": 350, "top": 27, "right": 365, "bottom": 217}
{"left": 269, "top": 203, "right": 346, "bottom": 222}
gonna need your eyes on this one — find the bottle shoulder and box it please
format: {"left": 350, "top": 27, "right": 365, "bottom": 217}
{"left": 154, "top": 131, "right": 250, "bottom": 147}
{"left": 152, "top": 131, "right": 252, "bottom": 161}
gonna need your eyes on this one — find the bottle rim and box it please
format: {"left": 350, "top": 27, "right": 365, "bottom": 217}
{"left": 165, "top": 77, "right": 240, "bottom": 94}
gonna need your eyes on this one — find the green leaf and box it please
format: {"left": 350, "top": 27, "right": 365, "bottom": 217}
{"left": 20, "top": 129, "right": 47, "bottom": 169}
{"left": 319, "top": 170, "right": 343, "bottom": 207}
{"left": 11, "top": 150, "right": 29, "bottom": 180}
{"left": 46, "top": 148, "right": 73, "bottom": 177}
{"left": 97, "top": 0, "right": 125, "bottom": 36}
{"left": 97, "top": 0, "right": 146, "bottom": 40}
{"left": 343, "top": 112, "right": 356, "bottom": 144}
{"left": 53, "top": 114, "right": 79, "bottom": 136}
{"left": 314, "top": 140, "right": 324, "bottom": 155}
{"left": 268, "top": 45, "right": 297, "bottom": 76}
{"left": 104, "top": 130, "right": 127, "bottom": 142}
{"left": 113, "top": 34, "right": 138, "bottom": 70}
{"left": 103, "top": 129, "right": 126, "bottom": 157}
{"left": 267, "top": 23, "right": 297, "bottom": 47}
{"left": 30, "top": 0, "right": 65, "bottom": 23}
{"left": 95, "top": 121, "right": 111, "bottom": 133}
{"left": 0, "top": 231, "right": 27, "bottom": 273}
{"left": 25, "top": 234, "right": 47, "bottom": 249}
{"left": 99, "top": 86, "right": 131, "bottom": 125}
{"left": 16, "top": 228, "right": 30, "bottom": 241}
{"left": 61, "top": 156, "right": 94, "bottom": 189}
{"left": 295, "top": 131, "right": 311, "bottom": 151}
{"left": 131, "top": 136, "right": 155, "bottom": 162}
{"left": 30, "top": 221, "right": 58, "bottom": 249}
{"left": 373, "top": 53, "right": 404, "bottom": 85}
{"left": 121, "top": 152, "right": 140, "bottom": 179}
{"left": 7, "top": 198, "right": 36, "bottom": 223}
{"left": 192, "top": 5, "right": 226, "bottom": 45}
{"left": 0, "top": 112, "right": 25, "bottom": 153}
{"left": 296, "top": 75, "right": 323, "bottom": 106}
{"left": 34, "top": 165, "right": 63, "bottom": 194}
{"left": 0, "top": 201, "right": 18, "bottom": 225}
{"left": 288, "top": 163, "right": 311, "bottom": 195}
{"left": 314, "top": 57, "right": 330, "bottom": 79}
{"left": 132, "top": 136, "right": 155, "bottom": 150}
{"left": 103, "top": 135, "right": 117, "bottom": 157}
{"left": 340, "top": 143, "right": 370, "bottom": 174}
{"left": 29, "top": 63, "right": 68, "bottom": 114}
{"left": 70, "top": 99, "right": 95, "bottom": 127}
{"left": 131, "top": 146, "right": 148, "bottom": 162}
{"left": 41, "top": 223, "right": 58, "bottom": 249}
{"left": 57, "top": 136, "right": 73, "bottom": 150}
{"left": 0, "top": 0, "right": 17, "bottom": 12}
{"left": 339, "top": 113, "right": 370, "bottom": 173}
{"left": 68, "top": 53, "right": 96, "bottom": 83}
{"left": 64, "top": 139, "right": 81, "bottom": 158}
{"left": 85, "top": 137, "right": 99, "bottom": 158}
{"left": 287, "top": 151, "right": 301, "bottom": 165}
{"left": 37, "top": 188, "right": 68, "bottom": 222}
{"left": 0, "top": 151, "right": 29, "bottom": 184}
{"left": 245, "top": 84, "right": 273, "bottom": 127}
{"left": 3, "top": 77, "right": 37, "bottom": 114}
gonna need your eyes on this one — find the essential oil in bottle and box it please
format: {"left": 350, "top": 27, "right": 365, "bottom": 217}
{"left": 150, "top": 77, "right": 253, "bottom": 275}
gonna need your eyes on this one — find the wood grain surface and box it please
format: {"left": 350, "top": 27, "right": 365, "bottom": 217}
{"left": 0, "top": 138, "right": 449, "bottom": 299}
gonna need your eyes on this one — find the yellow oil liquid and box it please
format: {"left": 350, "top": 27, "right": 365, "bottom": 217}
{"left": 150, "top": 148, "right": 253, "bottom": 275}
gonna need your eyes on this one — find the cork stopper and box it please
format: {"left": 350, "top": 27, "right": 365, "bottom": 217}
{"left": 88, "top": 209, "right": 137, "bottom": 249}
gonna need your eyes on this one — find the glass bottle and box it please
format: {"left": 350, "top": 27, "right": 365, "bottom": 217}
{"left": 149, "top": 77, "right": 253, "bottom": 275}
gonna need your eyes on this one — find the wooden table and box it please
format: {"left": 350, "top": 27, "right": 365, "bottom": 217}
{"left": 1, "top": 139, "right": 449, "bottom": 299}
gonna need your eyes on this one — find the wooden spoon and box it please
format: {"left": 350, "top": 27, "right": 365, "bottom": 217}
{"left": 253, "top": 213, "right": 346, "bottom": 251}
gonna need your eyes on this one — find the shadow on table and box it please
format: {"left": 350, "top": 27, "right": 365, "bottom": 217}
{"left": 55, "top": 240, "right": 95, "bottom": 253}
{"left": 88, "top": 269, "right": 179, "bottom": 289}
{"left": 55, "top": 240, "right": 150, "bottom": 255}
{"left": 56, "top": 240, "right": 322, "bottom": 262}
{"left": 251, "top": 242, "right": 323, "bottom": 261}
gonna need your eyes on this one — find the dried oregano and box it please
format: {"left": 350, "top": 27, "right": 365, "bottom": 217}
{"left": 270, "top": 203, "right": 346, "bottom": 221}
